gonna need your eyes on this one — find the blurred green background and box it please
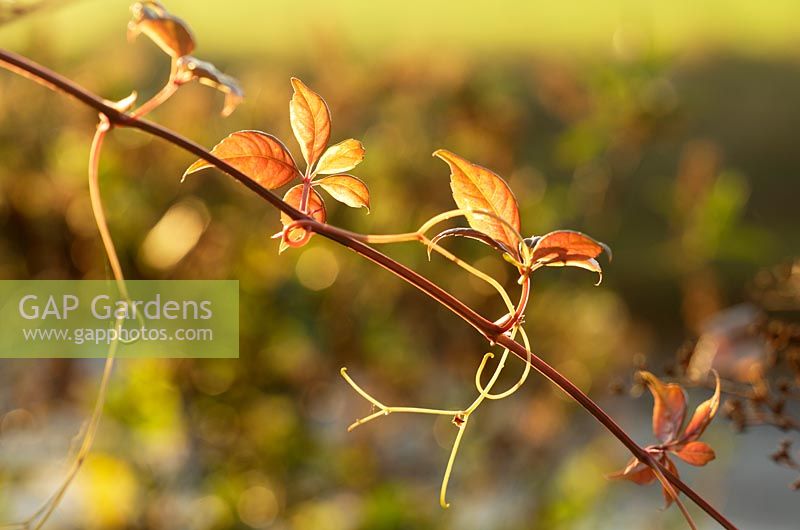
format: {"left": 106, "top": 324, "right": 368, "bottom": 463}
{"left": 0, "top": 1, "right": 798, "bottom": 529}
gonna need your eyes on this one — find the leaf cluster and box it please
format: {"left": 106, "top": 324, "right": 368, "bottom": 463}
{"left": 609, "top": 371, "right": 721, "bottom": 507}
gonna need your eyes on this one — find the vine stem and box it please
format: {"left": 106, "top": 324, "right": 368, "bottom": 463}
{"left": 492, "top": 331, "right": 726, "bottom": 527}
{"left": 129, "top": 58, "right": 179, "bottom": 119}
{"left": 28, "top": 320, "right": 121, "bottom": 530}
{"left": 88, "top": 119, "right": 128, "bottom": 299}
{"left": 5, "top": 119, "right": 127, "bottom": 530}
{"left": 0, "top": 48, "right": 737, "bottom": 530}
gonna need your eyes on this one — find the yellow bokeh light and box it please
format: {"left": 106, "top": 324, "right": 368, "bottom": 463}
{"left": 75, "top": 453, "right": 138, "bottom": 529}
{"left": 295, "top": 246, "right": 339, "bottom": 291}
{"left": 139, "top": 199, "right": 209, "bottom": 271}
{"left": 237, "top": 485, "right": 279, "bottom": 528}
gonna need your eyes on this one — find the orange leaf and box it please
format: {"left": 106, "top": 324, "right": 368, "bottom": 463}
{"left": 607, "top": 457, "right": 656, "bottom": 486}
{"left": 183, "top": 131, "right": 299, "bottom": 190}
{"left": 279, "top": 185, "right": 326, "bottom": 252}
{"left": 290, "top": 78, "right": 331, "bottom": 167}
{"left": 434, "top": 149, "right": 521, "bottom": 253}
{"left": 315, "top": 139, "right": 365, "bottom": 175}
{"left": 673, "top": 441, "right": 716, "bottom": 466}
{"left": 128, "top": 1, "right": 195, "bottom": 58}
{"left": 527, "top": 230, "right": 611, "bottom": 264}
{"left": 640, "top": 371, "right": 687, "bottom": 444}
{"left": 526, "top": 230, "right": 611, "bottom": 284}
{"left": 316, "top": 175, "right": 370, "bottom": 211}
{"left": 680, "top": 371, "right": 721, "bottom": 443}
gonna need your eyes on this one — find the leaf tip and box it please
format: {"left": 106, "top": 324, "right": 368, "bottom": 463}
{"left": 602, "top": 241, "right": 614, "bottom": 262}
{"left": 181, "top": 160, "right": 207, "bottom": 181}
{"left": 108, "top": 90, "right": 138, "bottom": 112}
{"left": 432, "top": 148, "right": 453, "bottom": 161}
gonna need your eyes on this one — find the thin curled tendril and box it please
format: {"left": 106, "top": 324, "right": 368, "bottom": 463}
{"left": 340, "top": 323, "right": 532, "bottom": 509}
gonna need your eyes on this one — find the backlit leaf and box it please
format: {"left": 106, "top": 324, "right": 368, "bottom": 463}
{"left": 526, "top": 231, "right": 611, "bottom": 263}
{"left": 526, "top": 230, "right": 611, "bottom": 283}
{"left": 176, "top": 56, "right": 244, "bottom": 117}
{"left": 607, "top": 457, "right": 656, "bottom": 486}
{"left": 680, "top": 371, "right": 721, "bottom": 443}
{"left": 290, "top": 77, "right": 331, "bottom": 167}
{"left": 434, "top": 149, "right": 521, "bottom": 253}
{"left": 316, "top": 175, "right": 370, "bottom": 211}
{"left": 640, "top": 371, "right": 687, "bottom": 443}
{"left": 673, "top": 441, "right": 716, "bottom": 466}
{"left": 280, "top": 185, "right": 326, "bottom": 252}
{"left": 128, "top": 1, "right": 195, "bottom": 58}
{"left": 315, "top": 139, "right": 365, "bottom": 175}
{"left": 183, "top": 131, "right": 299, "bottom": 189}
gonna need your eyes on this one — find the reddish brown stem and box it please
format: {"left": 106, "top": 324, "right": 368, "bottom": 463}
{"left": 0, "top": 48, "right": 737, "bottom": 530}
{"left": 493, "top": 333, "right": 732, "bottom": 528}
{"left": 496, "top": 273, "right": 530, "bottom": 333}
{"left": 299, "top": 176, "right": 312, "bottom": 213}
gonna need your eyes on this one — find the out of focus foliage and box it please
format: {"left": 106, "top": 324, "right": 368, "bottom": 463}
{"left": 0, "top": 1, "right": 798, "bottom": 529}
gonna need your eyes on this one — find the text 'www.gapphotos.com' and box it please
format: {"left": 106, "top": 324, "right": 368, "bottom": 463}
{"left": 22, "top": 326, "right": 214, "bottom": 345}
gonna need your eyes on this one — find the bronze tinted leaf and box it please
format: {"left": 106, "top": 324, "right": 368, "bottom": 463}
{"left": 279, "top": 185, "right": 326, "bottom": 252}
{"left": 607, "top": 457, "right": 656, "bottom": 486}
{"left": 128, "top": 1, "right": 195, "bottom": 58}
{"left": 640, "top": 371, "right": 688, "bottom": 443}
{"left": 176, "top": 56, "right": 244, "bottom": 117}
{"left": 681, "top": 371, "right": 721, "bottom": 443}
{"left": 290, "top": 77, "right": 331, "bottom": 167}
{"left": 316, "top": 175, "right": 370, "bottom": 211}
{"left": 183, "top": 131, "right": 299, "bottom": 189}
{"left": 673, "top": 441, "right": 716, "bottom": 466}
{"left": 527, "top": 230, "right": 611, "bottom": 263}
{"left": 527, "top": 230, "right": 611, "bottom": 283}
{"left": 315, "top": 139, "right": 365, "bottom": 175}
{"left": 434, "top": 149, "right": 521, "bottom": 252}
